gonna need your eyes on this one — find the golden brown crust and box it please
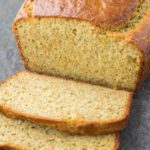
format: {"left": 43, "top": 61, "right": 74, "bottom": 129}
{"left": 126, "top": 12, "right": 150, "bottom": 90}
{"left": 114, "top": 134, "right": 120, "bottom": 150}
{"left": 15, "top": 0, "right": 139, "bottom": 28}
{"left": 0, "top": 143, "right": 26, "bottom": 150}
{"left": 0, "top": 71, "right": 133, "bottom": 135}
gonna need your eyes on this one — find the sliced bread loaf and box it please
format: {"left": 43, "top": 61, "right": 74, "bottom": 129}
{"left": 0, "top": 71, "right": 132, "bottom": 135}
{"left": 0, "top": 113, "right": 119, "bottom": 150}
{"left": 13, "top": 0, "right": 150, "bottom": 91}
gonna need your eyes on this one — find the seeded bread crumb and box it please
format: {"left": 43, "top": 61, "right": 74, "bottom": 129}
{"left": 13, "top": 0, "right": 150, "bottom": 91}
{"left": 0, "top": 71, "right": 132, "bottom": 135}
{"left": 0, "top": 113, "right": 119, "bottom": 150}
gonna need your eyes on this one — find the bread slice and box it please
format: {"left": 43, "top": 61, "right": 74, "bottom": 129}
{"left": 0, "top": 113, "right": 119, "bottom": 150}
{"left": 13, "top": 0, "right": 150, "bottom": 91}
{"left": 0, "top": 71, "right": 132, "bottom": 135}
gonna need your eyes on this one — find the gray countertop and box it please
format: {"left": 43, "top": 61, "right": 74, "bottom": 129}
{"left": 0, "top": 1, "right": 150, "bottom": 149}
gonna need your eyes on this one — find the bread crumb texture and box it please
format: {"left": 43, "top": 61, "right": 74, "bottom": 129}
{"left": 0, "top": 71, "right": 131, "bottom": 121}
{"left": 14, "top": 0, "right": 150, "bottom": 91}
{"left": 0, "top": 113, "right": 119, "bottom": 150}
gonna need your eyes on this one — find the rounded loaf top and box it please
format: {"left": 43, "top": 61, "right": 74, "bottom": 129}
{"left": 23, "top": 0, "right": 139, "bottom": 27}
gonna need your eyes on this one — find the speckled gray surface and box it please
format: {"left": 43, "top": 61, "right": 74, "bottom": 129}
{"left": 0, "top": 0, "right": 150, "bottom": 149}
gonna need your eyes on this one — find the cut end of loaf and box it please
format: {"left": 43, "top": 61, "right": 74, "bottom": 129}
{"left": 12, "top": 0, "right": 150, "bottom": 91}
{"left": 13, "top": 17, "right": 142, "bottom": 91}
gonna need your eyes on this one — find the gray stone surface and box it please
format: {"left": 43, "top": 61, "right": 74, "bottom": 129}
{"left": 0, "top": 0, "right": 150, "bottom": 149}
{"left": 0, "top": 0, "right": 24, "bottom": 81}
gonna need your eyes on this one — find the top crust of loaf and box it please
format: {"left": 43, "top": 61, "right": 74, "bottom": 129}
{"left": 16, "top": 0, "right": 139, "bottom": 28}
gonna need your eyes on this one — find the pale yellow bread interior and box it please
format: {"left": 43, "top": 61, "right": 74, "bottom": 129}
{"left": 0, "top": 71, "right": 132, "bottom": 134}
{"left": 0, "top": 113, "right": 119, "bottom": 150}
{"left": 13, "top": 0, "right": 150, "bottom": 91}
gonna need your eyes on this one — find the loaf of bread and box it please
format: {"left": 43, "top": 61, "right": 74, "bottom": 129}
{"left": 0, "top": 71, "right": 132, "bottom": 135}
{"left": 13, "top": 0, "right": 150, "bottom": 91}
{"left": 0, "top": 113, "right": 119, "bottom": 150}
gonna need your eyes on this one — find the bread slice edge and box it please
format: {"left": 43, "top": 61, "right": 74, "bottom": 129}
{"left": 0, "top": 71, "right": 133, "bottom": 135}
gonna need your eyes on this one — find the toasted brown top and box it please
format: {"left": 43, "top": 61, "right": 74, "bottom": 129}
{"left": 19, "top": 0, "right": 139, "bottom": 27}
